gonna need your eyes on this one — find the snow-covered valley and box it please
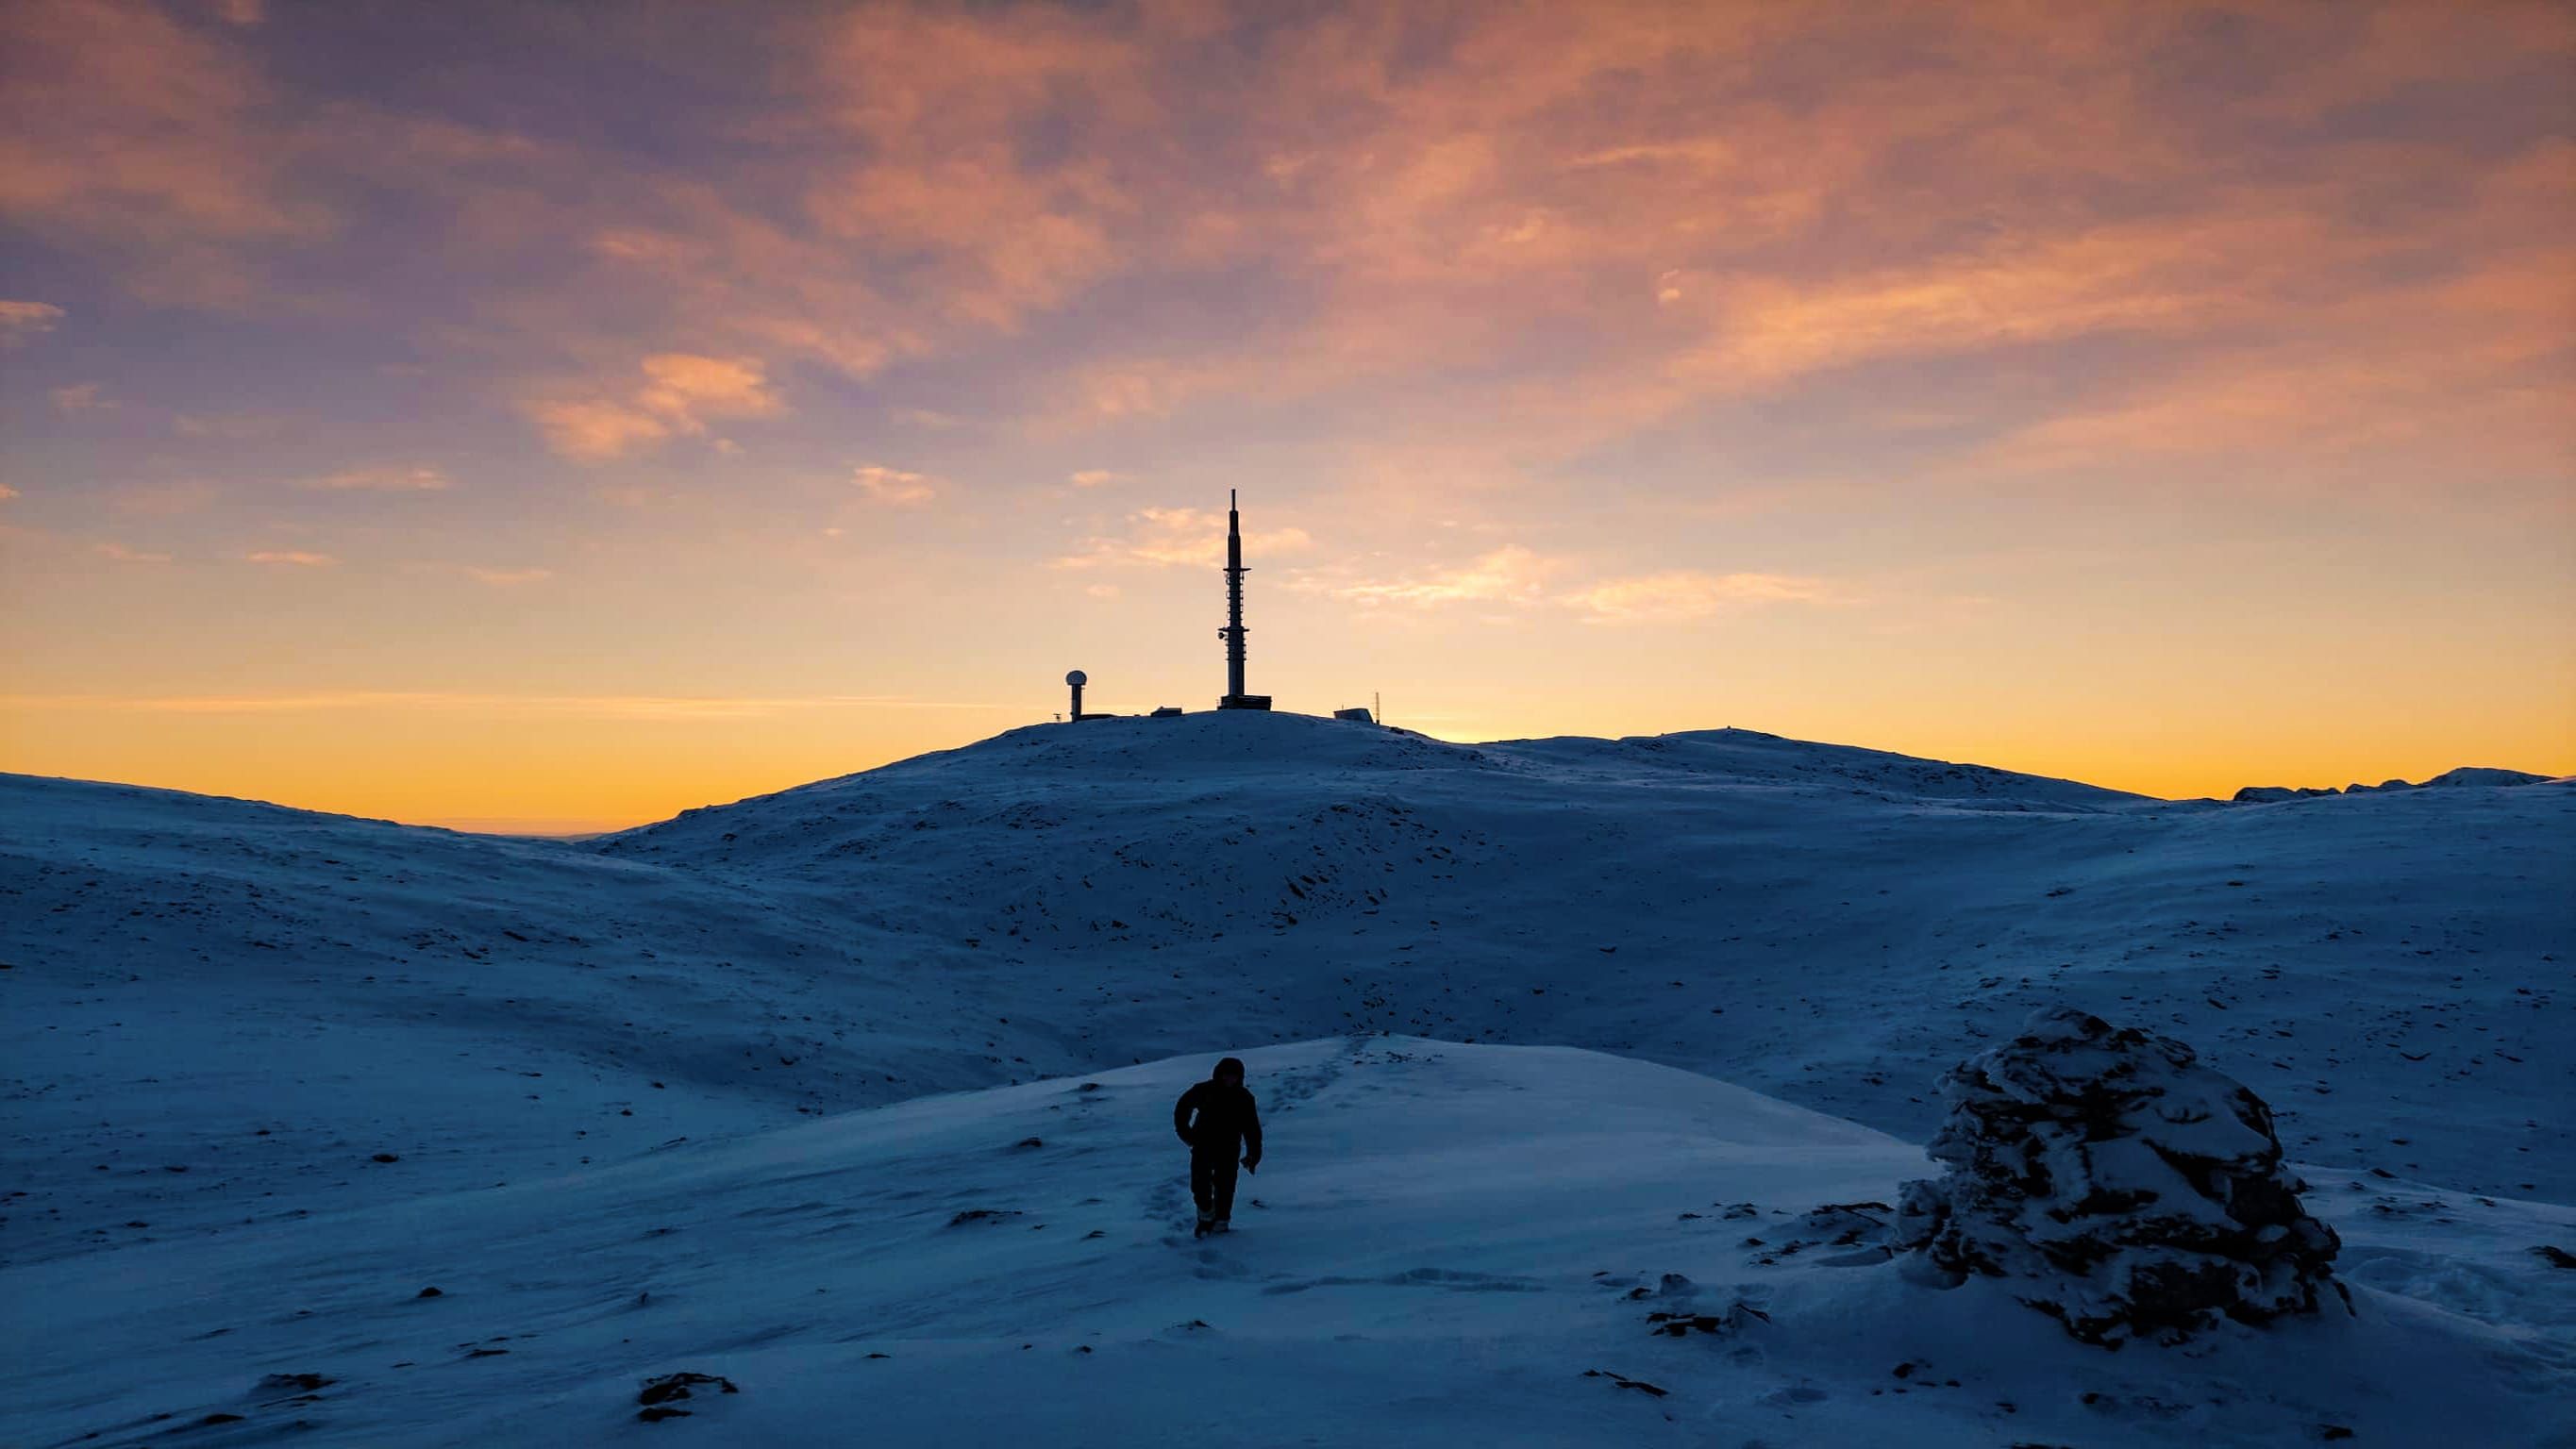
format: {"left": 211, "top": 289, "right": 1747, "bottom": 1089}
{"left": 4, "top": 714, "right": 2570, "bottom": 1445}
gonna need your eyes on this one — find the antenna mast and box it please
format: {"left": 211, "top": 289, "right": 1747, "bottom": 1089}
{"left": 1216, "top": 489, "right": 1271, "bottom": 710}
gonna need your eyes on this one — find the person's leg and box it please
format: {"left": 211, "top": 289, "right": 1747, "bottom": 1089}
{"left": 1212, "top": 1156, "right": 1240, "bottom": 1224}
{"left": 1190, "top": 1153, "right": 1215, "bottom": 1223}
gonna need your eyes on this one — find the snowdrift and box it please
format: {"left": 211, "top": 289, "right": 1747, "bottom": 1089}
{"left": 5, "top": 1040, "right": 2565, "bottom": 1447}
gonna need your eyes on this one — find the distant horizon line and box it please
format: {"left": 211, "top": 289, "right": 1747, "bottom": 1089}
{"left": 8, "top": 709, "right": 2564, "bottom": 841}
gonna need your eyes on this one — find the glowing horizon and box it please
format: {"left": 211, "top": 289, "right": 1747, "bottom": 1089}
{"left": 3, "top": 0, "right": 2570, "bottom": 832}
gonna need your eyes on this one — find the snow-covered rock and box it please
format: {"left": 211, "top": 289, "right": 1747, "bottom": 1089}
{"left": 2418, "top": 766, "right": 2551, "bottom": 789}
{"left": 2241, "top": 767, "right": 2553, "bottom": 801}
{"left": 2232, "top": 785, "right": 2342, "bottom": 802}
{"left": 1894, "top": 1008, "right": 2347, "bottom": 1347}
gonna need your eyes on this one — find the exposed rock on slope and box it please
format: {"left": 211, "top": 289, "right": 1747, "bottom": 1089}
{"left": 2233, "top": 785, "right": 2343, "bottom": 802}
{"left": 2233, "top": 765, "right": 2553, "bottom": 802}
{"left": 1894, "top": 1008, "right": 2347, "bottom": 1347}
{"left": 2419, "top": 767, "right": 2551, "bottom": 789}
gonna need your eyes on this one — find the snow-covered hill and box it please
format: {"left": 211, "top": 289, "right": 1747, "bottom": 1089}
{"left": 3, "top": 715, "right": 2570, "bottom": 1445}
{"left": 7, "top": 1039, "right": 2568, "bottom": 1447}
{"left": 604, "top": 712, "right": 2569, "bottom": 1193}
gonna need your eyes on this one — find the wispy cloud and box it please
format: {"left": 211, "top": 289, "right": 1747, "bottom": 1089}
{"left": 1324, "top": 546, "right": 1559, "bottom": 608}
{"left": 1055, "top": 507, "right": 1311, "bottom": 569}
{"left": 175, "top": 412, "right": 284, "bottom": 440}
{"left": 1, "top": 691, "right": 1007, "bottom": 720}
{"left": 0, "top": 0, "right": 337, "bottom": 308}
{"left": 245, "top": 549, "right": 336, "bottom": 567}
{"left": 113, "top": 480, "right": 219, "bottom": 517}
{"left": 1563, "top": 572, "right": 1839, "bottom": 624}
{"left": 527, "top": 354, "right": 784, "bottom": 461}
{"left": 852, "top": 464, "right": 940, "bottom": 506}
{"left": 49, "top": 382, "right": 110, "bottom": 413}
{"left": 0, "top": 483, "right": 19, "bottom": 501}
{"left": 304, "top": 466, "right": 450, "bottom": 491}
{"left": 0, "top": 300, "right": 63, "bottom": 342}
{"left": 464, "top": 566, "right": 551, "bottom": 587}
{"left": 527, "top": 400, "right": 672, "bottom": 463}
{"left": 1304, "top": 553, "right": 1839, "bottom": 622}
{"left": 1068, "top": 469, "right": 1126, "bottom": 487}
{"left": 95, "top": 541, "right": 173, "bottom": 563}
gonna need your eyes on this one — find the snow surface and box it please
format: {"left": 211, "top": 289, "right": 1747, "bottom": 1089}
{"left": 4, "top": 713, "right": 2571, "bottom": 1445}
{"left": 7, "top": 1038, "right": 2572, "bottom": 1446}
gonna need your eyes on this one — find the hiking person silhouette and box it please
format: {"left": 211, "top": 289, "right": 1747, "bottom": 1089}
{"left": 1173, "top": 1057, "right": 1263, "bottom": 1237}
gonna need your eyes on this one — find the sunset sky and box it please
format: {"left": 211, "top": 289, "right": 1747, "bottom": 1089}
{"left": 3, "top": 0, "right": 2570, "bottom": 832}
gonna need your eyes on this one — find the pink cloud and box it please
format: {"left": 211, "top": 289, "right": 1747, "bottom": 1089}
{"left": 851, "top": 465, "right": 940, "bottom": 506}
{"left": 0, "top": 299, "right": 64, "bottom": 341}
{"left": 1055, "top": 507, "right": 1312, "bottom": 569}
{"left": 8, "top": 0, "right": 2567, "bottom": 524}
{"left": 48, "top": 382, "right": 110, "bottom": 413}
{"left": 0, "top": 0, "right": 332, "bottom": 307}
{"left": 465, "top": 566, "right": 551, "bottom": 587}
{"left": 305, "top": 466, "right": 451, "bottom": 491}
{"left": 1323, "top": 546, "right": 1559, "bottom": 608}
{"left": 526, "top": 353, "right": 785, "bottom": 461}
{"left": 112, "top": 480, "right": 218, "bottom": 517}
{"left": 1564, "top": 572, "right": 1839, "bottom": 624}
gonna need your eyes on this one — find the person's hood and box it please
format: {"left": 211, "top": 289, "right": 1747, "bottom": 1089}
{"left": 1213, "top": 1056, "right": 1246, "bottom": 1079}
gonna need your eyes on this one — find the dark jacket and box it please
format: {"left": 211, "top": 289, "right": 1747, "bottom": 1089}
{"left": 1174, "top": 1076, "right": 1263, "bottom": 1164}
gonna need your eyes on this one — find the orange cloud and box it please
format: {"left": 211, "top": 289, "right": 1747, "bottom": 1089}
{"left": 245, "top": 550, "right": 335, "bottom": 567}
{"left": 1666, "top": 215, "right": 2299, "bottom": 391}
{"left": 305, "top": 466, "right": 451, "bottom": 491}
{"left": 527, "top": 400, "right": 674, "bottom": 464}
{"left": 0, "top": 299, "right": 63, "bottom": 341}
{"left": 1325, "top": 546, "right": 1560, "bottom": 608}
{"left": 464, "top": 566, "right": 551, "bottom": 587}
{"left": 793, "top": 8, "right": 1146, "bottom": 328}
{"left": 635, "top": 353, "right": 781, "bottom": 424}
{"left": 1056, "top": 508, "right": 1313, "bottom": 569}
{"left": 0, "top": 0, "right": 331, "bottom": 306}
{"left": 852, "top": 465, "right": 940, "bottom": 506}
{"left": 1564, "top": 572, "right": 1838, "bottom": 624}
{"left": 527, "top": 353, "right": 784, "bottom": 460}
{"left": 2, "top": 691, "right": 999, "bottom": 719}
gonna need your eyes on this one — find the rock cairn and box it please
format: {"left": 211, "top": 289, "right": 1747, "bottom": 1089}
{"left": 1894, "top": 1007, "right": 2346, "bottom": 1346}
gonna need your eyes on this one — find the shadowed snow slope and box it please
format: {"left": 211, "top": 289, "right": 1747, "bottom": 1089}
{"left": 6, "top": 1040, "right": 2568, "bottom": 1448}
{"left": 603, "top": 713, "right": 2568, "bottom": 1192}
{"left": 1, "top": 717, "right": 2569, "bottom": 1442}
{"left": 3, "top": 715, "right": 2568, "bottom": 1273}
